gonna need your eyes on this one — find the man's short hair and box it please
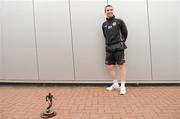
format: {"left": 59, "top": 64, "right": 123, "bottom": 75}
{"left": 104, "top": 4, "right": 113, "bottom": 12}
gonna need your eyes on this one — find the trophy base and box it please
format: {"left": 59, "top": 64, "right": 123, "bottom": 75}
{"left": 40, "top": 109, "right": 56, "bottom": 119}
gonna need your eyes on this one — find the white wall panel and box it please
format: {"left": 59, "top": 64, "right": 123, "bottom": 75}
{"left": 34, "top": 0, "right": 74, "bottom": 80}
{"left": 71, "top": 0, "right": 109, "bottom": 80}
{"left": 148, "top": 0, "right": 180, "bottom": 80}
{"left": 108, "top": 0, "right": 152, "bottom": 80}
{"left": 1, "top": 0, "right": 38, "bottom": 80}
{"left": 0, "top": 0, "right": 3, "bottom": 79}
{"left": 0, "top": 32, "right": 3, "bottom": 80}
{"left": 0, "top": 39, "right": 3, "bottom": 79}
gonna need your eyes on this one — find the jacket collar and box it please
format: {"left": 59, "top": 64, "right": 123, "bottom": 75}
{"left": 106, "top": 15, "right": 115, "bottom": 21}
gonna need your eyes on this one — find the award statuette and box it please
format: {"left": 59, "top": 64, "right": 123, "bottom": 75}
{"left": 40, "top": 93, "right": 56, "bottom": 119}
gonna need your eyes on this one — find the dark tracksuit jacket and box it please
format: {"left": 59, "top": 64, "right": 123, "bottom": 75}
{"left": 102, "top": 16, "right": 128, "bottom": 52}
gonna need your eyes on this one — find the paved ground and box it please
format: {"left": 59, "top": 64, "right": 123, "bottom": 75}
{"left": 0, "top": 84, "right": 180, "bottom": 119}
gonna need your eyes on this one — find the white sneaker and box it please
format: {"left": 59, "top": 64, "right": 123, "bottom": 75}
{"left": 120, "top": 88, "right": 126, "bottom": 95}
{"left": 106, "top": 83, "right": 120, "bottom": 91}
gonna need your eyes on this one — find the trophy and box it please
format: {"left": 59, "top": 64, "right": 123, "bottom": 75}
{"left": 40, "top": 93, "right": 56, "bottom": 119}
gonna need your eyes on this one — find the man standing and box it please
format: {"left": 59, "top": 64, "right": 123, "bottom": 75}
{"left": 102, "top": 5, "right": 128, "bottom": 95}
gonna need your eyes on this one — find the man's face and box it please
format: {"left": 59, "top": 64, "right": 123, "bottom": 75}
{"left": 105, "top": 7, "right": 114, "bottom": 18}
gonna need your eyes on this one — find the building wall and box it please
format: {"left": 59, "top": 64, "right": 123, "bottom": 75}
{"left": 0, "top": 0, "right": 180, "bottom": 83}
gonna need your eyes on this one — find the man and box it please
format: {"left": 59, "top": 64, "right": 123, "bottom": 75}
{"left": 102, "top": 4, "right": 128, "bottom": 95}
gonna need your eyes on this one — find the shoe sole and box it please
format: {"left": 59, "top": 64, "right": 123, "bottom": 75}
{"left": 120, "top": 93, "right": 126, "bottom": 95}
{"left": 106, "top": 88, "right": 120, "bottom": 91}
{"left": 120, "top": 91, "right": 126, "bottom": 95}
